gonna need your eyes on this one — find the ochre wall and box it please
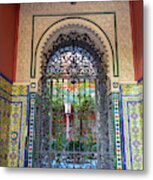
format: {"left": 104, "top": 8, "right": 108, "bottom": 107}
{"left": 0, "top": 4, "right": 20, "bottom": 82}
{"left": 15, "top": 1, "right": 134, "bottom": 85}
{"left": 129, "top": 0, "right": 143, "bottom": 81}
{"left": 0, "top": 2, "right": 143, "bottom": 82}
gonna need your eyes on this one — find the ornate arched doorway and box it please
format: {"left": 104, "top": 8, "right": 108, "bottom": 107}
{"left": 34, "top": 27, "right": 114, "bottom": 169}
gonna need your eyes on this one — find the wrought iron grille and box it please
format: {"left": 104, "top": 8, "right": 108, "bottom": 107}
{"left": 49, "top": 77, "right": 97, "bottom": 169}
{"left": 35, "top": 31, "right": 114, "bottom": 169}
{"left": 45, "top": 46, "right": 97, "bottom": 168}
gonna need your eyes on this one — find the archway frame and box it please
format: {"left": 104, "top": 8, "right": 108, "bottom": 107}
{"left": 33, "top": 22, "right": 116, "bottom": 169}
{"left": 31, "top": 17, "right": 115, "bottom": 85}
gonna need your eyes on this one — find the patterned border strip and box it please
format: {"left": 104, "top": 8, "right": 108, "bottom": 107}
{"left": 127, "top": 100, "right": 143, "bottom": 170}
{"left": 27, "top": 93, "right": 36, "bottom": 167}
{"left": 120, "top": 84, "right": 143, "bottom": 170}
{"left": 112, "top": 92, "right": 122, "bottom": 170}
{"left": 9, "top": 102, "right": 22, "bottom": 167}
{"left": 11, "top": 86, "right": 30, "bottom": 167}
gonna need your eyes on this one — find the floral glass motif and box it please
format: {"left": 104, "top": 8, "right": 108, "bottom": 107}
{"left": 46, "top": 46, "right": 97, "bottom": 83}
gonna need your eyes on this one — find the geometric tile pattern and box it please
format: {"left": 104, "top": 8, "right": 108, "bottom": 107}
{"left": 12, "top": 85, "right": 29, "bottom": 167}
{"left": 120, "top": 83, "right": 143, "bottom": 170}
{"left": 0, "top": 73, "right": 144, "bottom": 170}
{"left": 112, "top": 92, "right": 122, "bottom": 170}
{"left": 9, "top": 91, "right": 29, "bottom": 167}
{"left": 127, "top": 101, "right": 143, "bottom": 170}
{"left": 0, "top": 73, "right": 12, "bottom": 95}
{"left": 27, "top": 92, "right": 36, "bottom": 168}
{"left": 0, "top": 74, "right": 12, "bottom": 167}
{"left": 8, "top": 102, "right": 22, "bottom": 167}
{"left": 0, "top": 95, "right": 11, "bottom": 167}
{"left": 0, "top": 73, "right": 29, "bottom": 167}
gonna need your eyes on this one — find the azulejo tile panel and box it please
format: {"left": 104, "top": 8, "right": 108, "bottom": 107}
{"left": 0, "top": 73, "right": 12, "bottom": 95}
{"left": 8, "top": 102, "right": 22, "bottom": 167}
{"left": 27, "top": 93, "right": 36, "bottom": 168}
{"left": 0, "top": 73, "right": 29, "bottom": 167}
{"left": 112, "top": 92, "right": 122, "bottom": 170}
{"left": 10, "top": 92, "right": 29, "bottom": 167}
{"left": 0, "top": 97, "right": 11, "bottom": 166}
{"left": 120, "top": 83, "right": 143, "bottom": 170}
{"left": 0, "top": 73, "right": 144, "bottom": 169}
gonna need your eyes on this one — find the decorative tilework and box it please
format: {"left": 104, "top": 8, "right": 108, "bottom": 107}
{"left": 127, "top": 101, "right": 143, "bottom": 170}
{"left": 0, "top": 73, "right": 29, "bottom": 167}
{"left": 120, "top": 83, "right": 143, "bottom": 170}
{"left": 30, "top": 82, "right": 36, "bottom": 88}
{"left": 121, "top": 84, "right": 142, "bottom": 96}
{"left": 0, "top": 96, "right": 11, "bottom": 166}
{"left": 10, "top": 90, "right": 29, "bottom": 167}
{"left": 12, "top": 85, "right": 28, "bottom": 96}
{"left": 112, "top": 92, "right": 122, "bottom": 170}
{"left": 8, "top": 102, "right": 22, "bottom": 167}
{"left": 113, "top": 82, "right": 119, "bottom": 89}
{"left": 27, "top": 93, "right": 36, "bottom": 168}
{"left": 0, "top": 73, "right": 12, "bottom": 94}
{"left": 0, "top": 71, "right": 143, "bottom": 169}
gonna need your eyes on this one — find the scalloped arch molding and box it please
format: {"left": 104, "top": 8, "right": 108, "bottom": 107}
{"left": 32, "top": 17, "right": 116, "bottom": 81}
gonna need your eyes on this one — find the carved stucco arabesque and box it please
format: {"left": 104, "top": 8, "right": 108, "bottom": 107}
{"left": 16, "top": 1, "right": 134, "bottom": 88}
